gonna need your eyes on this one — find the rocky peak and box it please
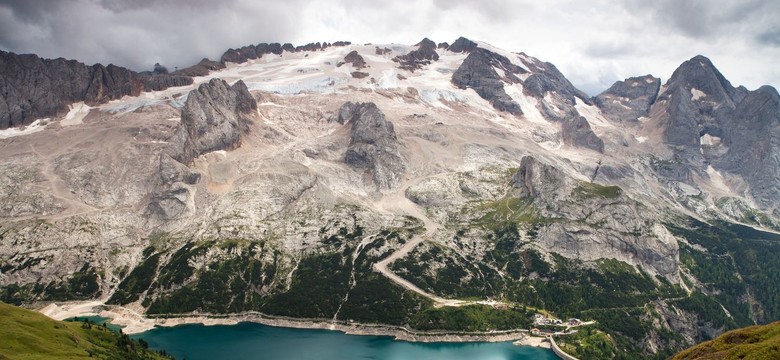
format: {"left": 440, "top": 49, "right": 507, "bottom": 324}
{"left": 342, "top": 102, "right": 406, "bottom": 190}
{"left": 595, "top": 75, "right": 660, "bottom": 122}
{"left": 167, "top": 78, "right": 257, "bottom": 165}
{"left": 149, "top": 78, "right": 256, "bottom": 221}
{"left": 451, "top": 47, "right": 524, "bottom": 115}
{"left": 663, "top": 55, "right": 741, "bottom": 107}
{"left": 657, "top": 56, "right": 744, "bottom": 155}
{"left": 393, "top": 37, "right": 440, "bottom": 71}
{"left": 448, "top": 37, "right": 478, "bottom": 53}
{"left": 644, "top": 54, "right": 780, "bottom": 215}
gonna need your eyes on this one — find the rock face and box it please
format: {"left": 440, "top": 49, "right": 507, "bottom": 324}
{"left": 714, "top": 86, "right": 780, "bottom": 213}
{"left": 561, "top": 115, "right": 604, "bottom": 152}
{"left": 138, "top": 73, "right": 193, "bottom": 91}
{"left": 0, "top": 50, "right": 194, "bottom": 129}
{"left": 341, "top": 102, "right": 406, "bottom": 190}
{"left": 393, "top": 38, "right": 440, "bottom": 71}
{"left": 147, "top": 154, "right": 201, "bottom": 220}
{"left": 610, "top": 55, "right": 780, "bottom": 215}
{"left": 452, "top": 47, "right": 525, "bottom": 115}
{"left": 512, "top": 156, "right": 573, "bottom": 204}
{"left": 149, "top": 78, "right": 257, "bottom": 220}
{"left": 447, "top": 37, "right": 478, "bottom": 53}
{"left": 595, "top": 75, "right": 660, "bottom": 122}
{"left": 167, "top": 78, "right": 257, "bottom": 165}
{"left": 519, "top": 58, "right": 592, "bottom": 120}
{"left": 512, "top": 156, "right": 678, "bottom": 277}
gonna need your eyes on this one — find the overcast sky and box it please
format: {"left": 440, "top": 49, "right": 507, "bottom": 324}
{"left": 1, "top": 0, "right": 778, "bottom": 95}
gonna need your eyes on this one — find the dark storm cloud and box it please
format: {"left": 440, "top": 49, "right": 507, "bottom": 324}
{"left": 98, "top": 0, "right": 225, "bottom": 12}
{"left": 0, "top": 0, "right": 304, "bottom": 71}
{"left": 757, "top": 27, "right": 780, "bottom": 46}
{"left": 623, "top": 0, "right": 778, "bottom": 38}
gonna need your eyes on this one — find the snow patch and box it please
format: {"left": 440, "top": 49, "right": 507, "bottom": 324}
{"left": 700, "top": 134, "right": 721, "bottom": 146}
{"left": 543, "top": 92, "right": 564, "bottom": 116}
{"left": 574, "top": 97, "right": 614, "bottom": 129}
{"left": 378, "top": 69, "right": 399, "bottom": 89}
{"left": 690, "top": 88, "right": 706, "bottom": 101}
{"left": 635, "top": 136, "right": 647, "bottom": 143}
{"left": 246, "top": 76, "right": 344, "bottom": 94}
{"left": 420, "top": 89, "right": 466, "bottom": 109}
{"left": 0, "top": 118, "right": 47, "bottom": 139}
{"left": 61, "top": 102, "right": 91, "bottom": 127}
{"left": 505, "top": 84, "right": 546, "bottom": 124}
{"left": 100, "top": 92, "right": 188, "bottom": 115}
{"left": 475, "top": 41, "right": 529, "bottom": 72}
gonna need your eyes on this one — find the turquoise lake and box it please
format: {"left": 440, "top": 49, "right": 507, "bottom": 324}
{"left": 132, "top": 322, "right": 558, "bottom": 360}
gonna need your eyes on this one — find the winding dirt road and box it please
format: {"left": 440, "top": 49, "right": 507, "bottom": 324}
{"left": 372, "top": 185, "right": 504, "bottom": 308}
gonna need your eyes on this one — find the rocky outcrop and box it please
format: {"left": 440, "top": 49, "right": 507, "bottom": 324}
{"left": 220, "top": 43, "right": 284, "bottom": 64}
{"left": 167, "top": 78, "right": 256, "bottom": 165}
{"left": 393, "top": 38, "right": 440, "bottom": 71}
{"left": 512, "top": 156, "right": 574, "bottom": 205}
{"left": 451, "top": 47, "right": 525, "bottom": 115}
{"left": 375, "top": 47, "right": 392, "bottom": 55}
{"left": 138, "top": 73, "right": 193, "bottom": 91}
{"left": 0, "top": 50, "right": 193, "bottom": 129}
{"left": 338, "top": 51, "right": 367, "bottom": 69}
{"left": 595, "top": 75, "right": 660, "bottom": 122}
{"left": 173, "top": 58, "right": 226, "bottom": 77}
{"left": 561, "top": 115, "right": 604, "bottom": 152}
{"left": 220, "top": 41, "right": 351, "bottom": 65}
{"left": 512, "top": 156, "right": 678, "bottom": 277}
{"left": 147, "top": 154, "right": 201, "bottom": 220}
{"left": 448, "top": 37, "right": 478, "bottom": 53}
{"left": 341, "top": 102, "right": 406, "bottom": 190}
{"left": 149, "top": 78, "right": 257, "bottom": 220}
{"left": 295, "top": 42, "right": 324, "bottom": 52}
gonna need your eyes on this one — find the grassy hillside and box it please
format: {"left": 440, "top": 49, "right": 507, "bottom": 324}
{"left": 672, "top": 321, "right": 780, "bottom": 360}
{"left": 0, "top": 301, "right": 171, "bottom": 360}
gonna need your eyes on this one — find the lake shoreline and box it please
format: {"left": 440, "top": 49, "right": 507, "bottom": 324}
{"left": 38, "top": 300, "right": 548, "bottom": 346}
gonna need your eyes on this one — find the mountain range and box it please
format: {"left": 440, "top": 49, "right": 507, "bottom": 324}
{"left": 1, "top": 36, "right": 779, "bottom": 358}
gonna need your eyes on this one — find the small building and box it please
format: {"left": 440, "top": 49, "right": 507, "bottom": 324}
{"left": 531, "top": 328, "right": 541, "bottom": 336}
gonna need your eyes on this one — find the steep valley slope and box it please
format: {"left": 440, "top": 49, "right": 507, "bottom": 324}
{"left": 1, "top": 37, "right": 779, "bottom": 359}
